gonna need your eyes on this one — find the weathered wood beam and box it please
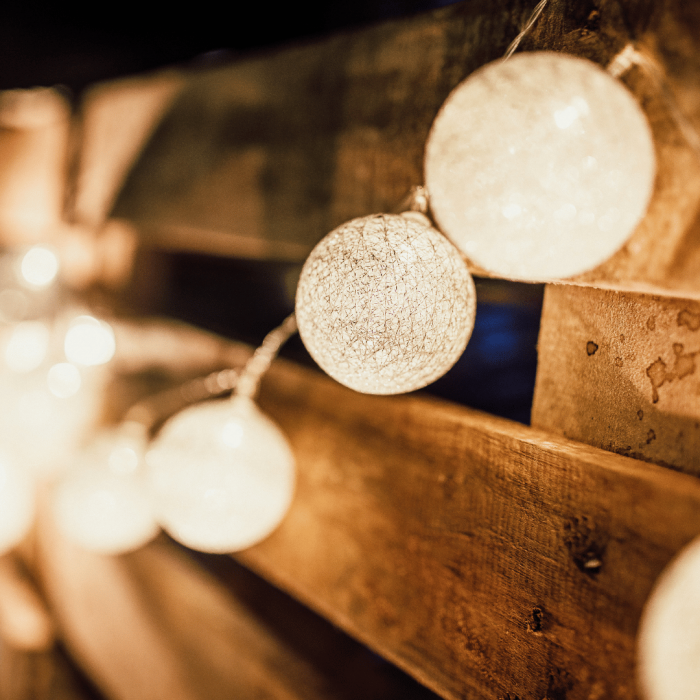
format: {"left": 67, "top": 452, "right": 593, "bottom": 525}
{"left": 532, "top": 284, "right": 700, "bottom": 476}
{"left": 227, "top": 357, "right": 700, "bottom": 700}
{"left": 102, "top": 0, "right": 700, "bottom": 297}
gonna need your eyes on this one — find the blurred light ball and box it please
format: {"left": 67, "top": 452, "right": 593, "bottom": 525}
{"left": 638, "top": 536, "right": 700, "bottom": 700}
{"left": 0, "top": 452, "right": 34, "bottom": 555}
{"left": 146, "top": 396, "right": 295, "bottom": 553}
{"left": 19, "top": 246, "right": 59, "bottom": 288}
{"left": 425, "top": 52, "right": 656, "bottom": 281}
{"left": 52, "top": 425, "right": 157, "bottom": 554}
{"left": 4, "top": 321, "right": 49, "bottom": 373}
{"left": 64, "top": 316, "right": 115, "bottom": 366}
{"left": 295, "top": 213, "right": 476, "bottom": 395}
{"left": 46, "top": 362, "right": 81, "bottom": 398}
{"left": 0, "top": 367, "right": 99, "bottom": 477}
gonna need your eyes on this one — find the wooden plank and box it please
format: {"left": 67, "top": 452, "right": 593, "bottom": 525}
{"left": 215, "top": 357, "right": 700, "bottom": 700}
{"left": 70, "top": 71, "right": 186, "bottom": 229}
{"left": 532, "top": 284, "right": 700, "bottom": 476}
{"left": 34, "top": 518, "right": 438, "bottom": 700}
{"left": 104, "top": 1, "right": 700, "bottom": 297}
{"left": 0, "top": 641, "right": 104, "bottom": 700}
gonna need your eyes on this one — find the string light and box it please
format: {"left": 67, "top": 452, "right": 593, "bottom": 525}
{"left": 638, "top": 536, "right": 700, "bottom": 700}
{"left": 19, "top": 246, "right": 59, "bottom": 289}
{"left": 52, "top": 422, "right": 158, "bottom": 554}
{"left": 424, "top": 51, "right": 656, "bottom": 280}
{"left": 145, "top": 317, "right": 296, "bottom": 553}
{"left": 146, "top": 395, "right": 295, "bottom": 553}
{"left": 295, "top": 211, "right": 476, "bottom": 394}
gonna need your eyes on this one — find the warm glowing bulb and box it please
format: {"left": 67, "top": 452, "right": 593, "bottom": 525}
{"left": 4, "top": 321, "right": 49, "bottom": 373}
{"left": 638, "top": 536, "right": 700, "bottom": 700}
{"left": 19, "top": 246, "right": 59, "bottom": 288}
{"left": 0, "top": 366, "right": 99, "bottom": 477}
{"left": 146, "top": 396, "right": 295, "bottom": 553}
{"left": 295, "top": 213, "right": 476, "bottom": 394}
{"left": 52, "top": 424, "right": 158, "bottom": 554}
{"left": 425, "top": 52, "right": 656, "bottom": 280}
{"left": 64, "top": 316, "right": 115, "bottom": 366}
{"left": 0, "top": 452, "right": 34, "bottom": 555}
{"left": 46, "top": 362, "right": 81, "bottom": 398}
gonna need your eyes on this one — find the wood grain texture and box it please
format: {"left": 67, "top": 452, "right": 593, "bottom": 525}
{"left": 220, "top": 357, "right": 700, "bottom": 700}
{"left": 532, "top": 284, "right": 700, "bottom": 476}
{"left": 104, "top": 0, "right": 700, "bottom": 297}
{"left": 34, "top": 527, "right": 439, "bottom": 700}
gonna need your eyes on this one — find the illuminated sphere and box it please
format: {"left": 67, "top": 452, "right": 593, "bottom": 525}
{"left": 638, "top": 536, "right": 700, "bottom": 700}
{"left": 146, "top": 396, "right": 295, "bottom": 553}
{"left": 295, "top": 213, "right": 476, "bottom": 394}
{"left": 52, "top": 428, "right": 158, "bottom": 554}
{"left": 425, "top": 51, "right": 656, "bottom": 281}
{"left": 0, "top": 452, "right": 34, "bottom": 555}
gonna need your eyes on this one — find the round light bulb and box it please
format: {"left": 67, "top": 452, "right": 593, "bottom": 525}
{"left": 4, "top": 321, "right": 49, "bottom": 373}
{"left": 46, "top": 362, "right": 81, "bottom": 398}
{"left": 19, "top": 246, "right": 59, "bottom": 288}
{"left": 425, "top": 52, "right": 656, "bottom": 281}
{"left": 0, "top": 452, "right": 34, "bottom": 555}
{"left": 146, "top": 396, "right": 295, "bottom": 553}
{"left": 52, "top": 425, "right": 158, "bottom": 554}
{"left": 64, "top": 316, "right": 116, "bottom": 366}
{"left": 638, "top": 536, "right": 700, "bottom": 700}
{"left": 295, "top": 213, "right": 476, "bottom": 395}
{"left": 0, "top": 365, "right": 100, "bottom": 477}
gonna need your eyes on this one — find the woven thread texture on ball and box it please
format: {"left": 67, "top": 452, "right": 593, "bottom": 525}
{"left": 296, "top": 214, "right": 476, "bottom": 395}
{"left": 425, "top": 51, "right": 656, "bottom": 281}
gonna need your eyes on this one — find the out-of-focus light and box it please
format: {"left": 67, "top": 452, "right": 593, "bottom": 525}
{"left": 0, "top": 452, "right": 34, "bottom": 555}
{"left": 64, "top": 316, "right": 115, "bottom": 366}
{"left": 19, "top": 246, "right": 59, "bottom": 288}
{"left": 146, "top": 396, "right": 295, "bottom": 553}
{"left": 0, "top": 368, "right": 99, "bottom": 477}
{"left": 4, "top": 321, "right": 49, "bottom": 373}
{"left": 52, "top": 425, "right": 158, "bottom": 554}
{"left": 46, "top": 362, "right": 81, "bottom": 398}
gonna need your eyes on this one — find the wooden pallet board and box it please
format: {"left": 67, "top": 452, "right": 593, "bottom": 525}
{"left": 97, "top": 0, "right": 700, "bottom": 298}
{"left": 532, "top": 284, "right": 700, "bottom": 476}
{"left": 224, "top": 357, "right": 700, "bottom": 700}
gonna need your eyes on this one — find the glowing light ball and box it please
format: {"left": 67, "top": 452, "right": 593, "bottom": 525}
{"left": 52, "top": 425, "right": 158, "bottom": 554}
{"left": 0, "top": 452, "right": 34, "bottom": 555}
{"left": 146, "top": 396, "right": 295, "bottom": 553}
{"left": 425, "top": 52, "right": 656, "bottom": 281}
{"left": 4, "top": 321, "right": 49, "bottom": 373}
{"left": 64, "top": 316, "right": 115, "bottom": 366}
{"left": 19, "top": 246, "right": 59, "bottom": 288}
{"left": 0, "top": 364, "right": 101, "bottom": 477}
{"left": 295, "top": 213, "right": 476, "bottom": 394}
{"left": 638, "top": 536, "right": 700, "bottom": 700}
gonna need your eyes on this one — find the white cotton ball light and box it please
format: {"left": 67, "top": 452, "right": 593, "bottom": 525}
{"left": 637, "top": 536, "right": 700, "bottom": 700}
{"left": 295, "top": 213, "right": 476, "bottom": 395}
{"left": 146, "top": 396, "right": 295, "bottom": 553}
{"left": 0, "top": 452, "right": 34, "bottom": 555}
{"left": 425, "top": 51, "right": 656, "bottom": 281}
{"left": 52, "top": 424, "right": 158, "bottom": 554}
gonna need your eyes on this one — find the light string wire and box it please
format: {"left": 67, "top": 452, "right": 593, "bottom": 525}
{"left": 121, "top": 313, "right": 297, "bottom": 430}
{"left": 123, "top": 366, "right": 241, "bottom": 432}
{"left": 235, "top": 313, "right": 297, "bottom": 400}
{"left": 502, "top": 0, "right": 550, "bottom": 61}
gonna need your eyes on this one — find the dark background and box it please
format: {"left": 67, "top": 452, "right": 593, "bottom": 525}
{"left": 0, "top": 1, "right": 458, "bottom": 95}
